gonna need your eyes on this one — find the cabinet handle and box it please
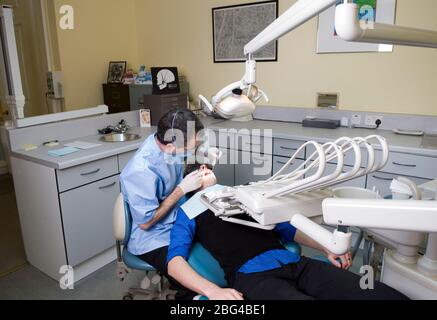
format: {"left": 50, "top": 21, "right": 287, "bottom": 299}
{"left": 276, "top": 160, "right": 288, "bottom": 165}
{"left": 99, "top": 182, "right": 117, "bottom": 190}
{"left": 280, "top": 146, "right": 297, "bottom": 151}
{"left": 80, "top": 168, "right": 101, "bottom": 176}
{"left": 392, "top": 162, "right": 417, "bottom": 168}
{"left": 372, "top": 175, "right": 393, "bottom": 181}
{"left": 253, "top": 156, "right": 268, "bottom": 162}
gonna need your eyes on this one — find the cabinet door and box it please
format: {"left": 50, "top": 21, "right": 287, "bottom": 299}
{"left": 367, "top": 172, "right": 430, "bottom": 198}
{"left": 60, "top": 175, "right": 120, "bottom": 266}
{"left": 235, "top": 151, "right": 272, "bottom": 186}
{"left": 118, "top": 150, "right": 137, "bottom": 172}
{"left": 213, "top": 148, "right": 235, "bottom": 187}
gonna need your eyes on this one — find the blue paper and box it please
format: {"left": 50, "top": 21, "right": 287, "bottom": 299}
{"left": 181, "top": 184, "right": 226, "bottom": 220}
{"left": 48, "top": 147, "right": 80, "bottom": 157}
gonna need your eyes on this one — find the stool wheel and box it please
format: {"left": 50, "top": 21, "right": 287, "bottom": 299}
{"left": 122, "top": 293, "right": 134, "bottom": 300}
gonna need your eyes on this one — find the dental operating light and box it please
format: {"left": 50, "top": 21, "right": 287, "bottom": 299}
{"left": 200, "top": 0, "right": 437, "bottom": 120}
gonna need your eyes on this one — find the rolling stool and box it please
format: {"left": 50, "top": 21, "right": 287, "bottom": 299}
{"left": 113, "top": 193, "right": 176, "bottom": 300}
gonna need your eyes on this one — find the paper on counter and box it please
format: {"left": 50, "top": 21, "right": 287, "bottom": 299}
{"left": 48, "top": 147, "right": 80, "bottom": 157}
{"left": 65, "top": 141, "right": 102, "bottom": 150}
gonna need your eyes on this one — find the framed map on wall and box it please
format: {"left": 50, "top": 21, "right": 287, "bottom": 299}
{"left": 317, "top": 0, "right": 397, "bottom": 53}
{"left": 212, "top": 1, "right": 278, "bottom": 63}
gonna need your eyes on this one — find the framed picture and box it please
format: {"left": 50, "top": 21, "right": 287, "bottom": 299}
{"left": 317, "top": 0, "right": 397, "bottom": 53}
{"left": 151, "top": 67, "right": 180, "bottom": 94}
{"left": 107, "top": 61, "right": 127, "bottom": 83}
{"left": 212, "top": 0, "right": 278, "bottom": 63}
{"left": 139, "top": 109, "right": 151, "bottom": 128}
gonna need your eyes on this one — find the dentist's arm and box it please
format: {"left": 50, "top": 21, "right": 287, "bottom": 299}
{"left": 139, "top": 187, "right": 184, "bottom": 230}
{"left": 168, "top": 257, "right": 244, "bottom": 300}
{"left": 140, "top": 171, "right": 202, "bottom": 230}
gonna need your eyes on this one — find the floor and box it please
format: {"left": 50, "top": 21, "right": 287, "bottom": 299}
{"left": 0, "top": 174, "right": 27, "bottom": 278}
{"left": 0, "top": 260, "right": 150, "bottom": 300}
{"left": 0, "top": 247, "right": 365, "bottom": 300}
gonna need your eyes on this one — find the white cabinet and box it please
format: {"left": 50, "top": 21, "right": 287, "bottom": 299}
{"left": 378, "top": 151, "right": 437, "bottom": 179}
{"left": 57, "top": 156, "right": 118, "bottom": 192}
{"left": 60, "top": 175, "right": 120, "bottom": 266}
{"left": 273, "top": 138, "right": 306, "bottom": 159}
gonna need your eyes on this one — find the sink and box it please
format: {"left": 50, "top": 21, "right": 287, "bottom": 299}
{"left": 99, "top": 133, "right": 141, "bottom": 143}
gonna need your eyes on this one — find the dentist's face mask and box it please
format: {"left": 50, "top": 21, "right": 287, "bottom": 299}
{"left": 164, "top": 137, "right": 199, "bottom": 164}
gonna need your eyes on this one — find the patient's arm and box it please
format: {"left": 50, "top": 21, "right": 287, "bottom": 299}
{"left": 294, "top": 230, "right": 352, "bottom": 270}
{"left": 168, "top": 257, "right": 244, "bottom": 300}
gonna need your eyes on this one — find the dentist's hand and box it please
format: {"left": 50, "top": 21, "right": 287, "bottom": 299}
{"left": 178, "top": 171, "right": 202, "bottom": 195}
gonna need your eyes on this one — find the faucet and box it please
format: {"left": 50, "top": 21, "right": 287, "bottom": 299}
{"left": 98, "top": 120, "right": 130, "bottom": 135}
{"left": 113, "top": 120, "right": 130, "bottom": 134}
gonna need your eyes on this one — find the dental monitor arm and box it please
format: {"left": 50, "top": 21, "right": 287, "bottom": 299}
{"left": 200, "top": 135, "right": 437, "bottom": 256}
{"left": 199, "top": 0, "right": 437, "bottom": 120}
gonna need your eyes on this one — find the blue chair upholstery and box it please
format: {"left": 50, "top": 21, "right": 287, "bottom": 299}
{"left": 188, "top": 243, "right": 228, "bottom": 288}
{"left": 188, "top": 241, "right": 303, "bottom": 289}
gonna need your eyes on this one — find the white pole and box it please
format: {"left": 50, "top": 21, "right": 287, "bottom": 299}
{"left": 244, "top": 0, "right": 337, "bottom": 55}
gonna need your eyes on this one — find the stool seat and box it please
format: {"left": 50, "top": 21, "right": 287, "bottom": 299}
{"left": 123, "top": 248, "right": 156, "bottom": 271}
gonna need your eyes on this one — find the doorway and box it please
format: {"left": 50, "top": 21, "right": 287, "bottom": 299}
{"left": 0, "top": 0, "right": 50, "bottom": 118}
{"left": 0, "top": 0, "right": 53, "bottom": 277}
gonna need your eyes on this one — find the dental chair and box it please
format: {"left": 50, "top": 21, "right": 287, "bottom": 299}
{"left": 113, "top": 193, "right": 336, "bottom": 300}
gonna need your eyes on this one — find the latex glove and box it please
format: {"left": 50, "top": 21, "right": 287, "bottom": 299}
{"left": 178, "top": 171, "right": 202, "bottom": 195}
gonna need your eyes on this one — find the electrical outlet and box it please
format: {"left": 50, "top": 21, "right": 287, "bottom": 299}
{"left": 365, "top": 115, "right": 383, "bottom": 127}
{"left": 351, "top": 114, "right": 362, "bottom": 126}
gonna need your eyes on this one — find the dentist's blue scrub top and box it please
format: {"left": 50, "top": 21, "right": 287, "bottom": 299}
{"left": 120, "top": 134, "right": 184, "bottom": 256}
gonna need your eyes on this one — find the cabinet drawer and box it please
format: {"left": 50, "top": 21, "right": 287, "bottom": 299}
{"left": 118, "top": 150, "right": 137, "bottom": 172}
{"left": 237, "top": 133, "right": 273, "bottom": 155}
{"left": 274, "top": 138, "right": 305, "bottom": 159}
{"left": 57, "top": 156, "right": 119, "bottom": 192}
{"left": 60, "top": 175, "right": 120, "bottom": 266}
{"left": 210, "top": 130, "right": 273, "bottom": 155}
{"left": 273, "top": 156, "right": 305, "bottom": 176}
{"left": 378, "top": 151, "right": 437, "bottom": 179}
{"left": 367, "top": 172, "right": 430, "bottom": 198}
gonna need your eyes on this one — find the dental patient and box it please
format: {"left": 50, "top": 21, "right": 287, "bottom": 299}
{"left": 167, "top": 163, "right": 408, "bottom": 300}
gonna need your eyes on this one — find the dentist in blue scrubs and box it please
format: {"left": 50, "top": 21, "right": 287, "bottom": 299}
{"left": 120, "top": 109, "right": 204, "bottom": 298}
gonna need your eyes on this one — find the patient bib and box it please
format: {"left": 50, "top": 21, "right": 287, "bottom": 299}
{"left": 181, "top": 184, "right": 226, "bottom": 220}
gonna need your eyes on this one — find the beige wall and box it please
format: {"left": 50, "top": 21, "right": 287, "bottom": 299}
{"left": 135, "top": 0, "right": 437, "bottom": 116}
{"left": 53, "top": 0, "right": 139, "bottom": 110}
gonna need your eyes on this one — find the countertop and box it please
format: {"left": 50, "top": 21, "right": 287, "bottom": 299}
{"left": 11, "top": 116, "right": 437, "bottom": 170}
{"left": 11, "top": 127, "right": 156, "bottom": 170}
{"left": 206, "top": 118, "right": 437, "bottom": 157}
